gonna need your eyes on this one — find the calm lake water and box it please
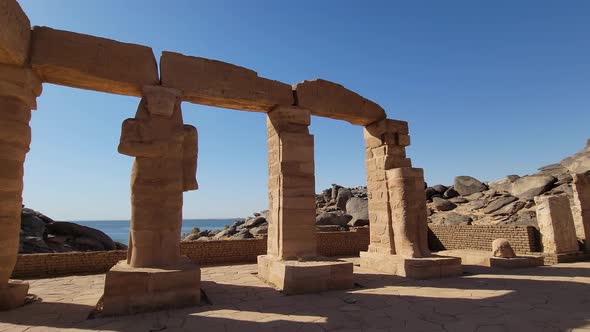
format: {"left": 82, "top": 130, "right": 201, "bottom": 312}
{"left": 76, "top": 219, "right": 236, "bottom": 244}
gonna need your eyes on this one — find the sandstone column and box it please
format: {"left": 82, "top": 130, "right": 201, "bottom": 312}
{"left": 387, "top": 167, "right": 430, "bottom": 258}
{"left": 572, "top": 172, "right": 590, "bottom": 252}
{"left": 258, "top": 106, "right": 353, "bottom": 294}
{"left": 360, "top": 118, "right": 460, "bottom": 278}
{"left": 535, "top": 195, "right": 579, "bottom": 254}
{"left": 118, "top": 85, "right": 198, "bottom": 267}
{"left": 266, "top": 106, "right": 316, "bottom": 259}
{"left": 0, "top": 64, "right": 42, "bottom": 310}
{"left": 102, "top": 85, "right": 200, "bottom": 315}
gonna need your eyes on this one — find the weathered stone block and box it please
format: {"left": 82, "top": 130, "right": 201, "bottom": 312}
{"left": 535, "top": 195, "right": 579, "bottom": 254}
{"left": 102, "top": 257, "right": 200, "bottom": 316}
{"left": 0, "top": 0, "right": 30, "bottom": 65}
{"left": 572, "top": 172, "right": 590, "bottom": 251}
{"left": 257, "top": 255, "right": 353, "bottom": 294}
{"left": 295, "top": 79, "right": 386, "bottom": 126}
{"left": 160, "top": 51, "right": 293, "bottom": 112}
{"left": 30, "top": 27, "right": 158, "bottom": 96}
{"left": 0, "top": 280, "right": 28, "bottom": 311}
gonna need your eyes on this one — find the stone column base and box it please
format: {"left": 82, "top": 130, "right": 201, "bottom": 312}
{"left": 0, "top": 280, "right": 29, "bottom": 311}
{"left": 257, "top": 255, "right": 353, "bottom": 295}
{"left": 359, "top": 251, "right": 462, "bottom": 279}
{"left": 102, "top": 256, "right": 200, "bottom": 316}
{"left": 489, "top": 257, "right": 543, "bottom": 269}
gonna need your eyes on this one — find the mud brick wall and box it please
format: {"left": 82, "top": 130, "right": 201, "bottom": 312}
{"left": 180, "top": 238, "right": 267, "bottom": 265}
{"left": 12, "top": 229, "right": 371, "bottom": 279}
{"left": 317, "top": 227, "right": 370, "bottom": 256}
{"left": 428, "top": 225, "right": 541, "bottom": 254}
{"left": 12, "top": 250, "right": 127, "bottom": 279}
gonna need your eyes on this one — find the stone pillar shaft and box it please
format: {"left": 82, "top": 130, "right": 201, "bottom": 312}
{"left": 266, "top": 106, "right": 316, "bottom": 259}
{"left": 535, "top": 195, "right": 579, "bottom": 254}
{"left": 387, "top": 167, "right": 430, "bottom": 258}
{"left": 118, "top": 85, "right": 197, "bottom": 268}
{"left": 572, "top": 172, "right": 590, "bottom": 251}
{"left": 0, "top": 64, "right": 41, "bottom": 286}
{"left": 364, "top": 119, "right": 412, "bottom": 255}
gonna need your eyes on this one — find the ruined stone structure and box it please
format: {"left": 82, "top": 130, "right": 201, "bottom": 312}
{"left": 572, "top": 172, "right": 590, "bottom": 251}
{"left": 359, "top": 120, "right": 461, "bottom": 278}
{"left": 0, "top": 0, "right": 464, "bottom": 312}
{"left": 535, "top": 195, "right": 580, "bottom": 255}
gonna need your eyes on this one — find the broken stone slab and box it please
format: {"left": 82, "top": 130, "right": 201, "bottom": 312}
{"left": 30, "top": 27, "right": 158, "bottom": 96}
{"left": 160, "top": 51, "right": 292, "bottom": 112}
{"left": 294, "top": 79, "right": 386, "bottom": 126}
{"left": 0, "top": 0, "right": 30, "bottom": 65}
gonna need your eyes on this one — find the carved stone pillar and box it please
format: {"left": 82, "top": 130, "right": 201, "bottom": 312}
{"left": 102, "top": 85, "right": 200, "bottom": 315}
{"left": 0, "top": 64, "right": 42, "bottom": 310}
{"left": 258, "top": 106, "right": 353, "bottom": 294}
{"left": 360, "top": 118, "right": 461, "bottom": 279}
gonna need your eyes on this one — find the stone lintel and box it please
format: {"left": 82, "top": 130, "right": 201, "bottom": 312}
{"left": 257, "top": 255, "right": 353, "bottom": 295}
{"left": 294, "top": 79, "right": 386, "bottom": 126}
{"left": 160, "top": 51, "right": 293, "bottom": 112}
{"left": 359, "top": 251, "right": 462, "bottom": 279}
{"left": 101, "top": 257, "right": 200, "bottom": 316}
{"left": 30, "top": 27, "right": 158, "bottom": 97}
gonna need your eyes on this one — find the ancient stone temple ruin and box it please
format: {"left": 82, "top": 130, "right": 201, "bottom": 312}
{"left": 1, "top": 0, "right": 450, "bottom": 313}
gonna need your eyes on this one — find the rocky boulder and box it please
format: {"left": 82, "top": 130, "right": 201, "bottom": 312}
{"left": 454, "top": 176, "right": 488, "bottom": 196}
{"left": 432, "top": 197, "right": 457, "bottom": 212}
{"left": 316, "top": 212, "right": 352, "bottom": 226}
{"left": 345, "top": 197, "right": 369, "bottom": 226}
{"left": 509, "top": 175, "right": 557, "bottom": 200}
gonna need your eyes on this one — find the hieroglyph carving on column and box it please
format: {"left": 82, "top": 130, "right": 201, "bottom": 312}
{"left": 118, "top": 85, "right": 197, "bottom": 268}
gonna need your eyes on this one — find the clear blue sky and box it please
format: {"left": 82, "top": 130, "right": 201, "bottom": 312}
{"left": 19, "top": 1, "right": 590, "bottom": 220}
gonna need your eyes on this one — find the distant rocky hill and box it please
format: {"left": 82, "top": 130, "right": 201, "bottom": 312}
{"left": 426, "top": 139, "right": 590, "bottom": 233}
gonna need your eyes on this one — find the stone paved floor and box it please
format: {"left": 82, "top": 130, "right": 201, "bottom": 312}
{"left": 0, "top": 258, "right": 589, "bottom": 331}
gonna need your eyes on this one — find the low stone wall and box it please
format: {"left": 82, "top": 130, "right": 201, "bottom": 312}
{"left": 12, "top": 228, "right": 370, "bottom": 279}
{"left": 13, "top": 226, "right": 541, "bottom": 279}
{"left": 428, "top": 225, "right": 541, "bottom": 254}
